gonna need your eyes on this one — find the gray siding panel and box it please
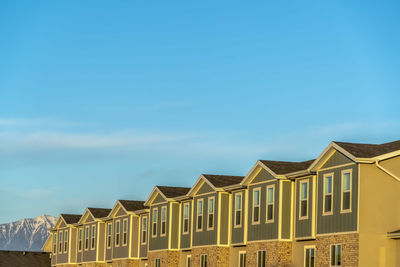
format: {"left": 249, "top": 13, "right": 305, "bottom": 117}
{"left": 82, "top": 222, "right": 97, "bottom": 262}
{"left": 281, "top": 181, "right": 292, "bottom": 239}
{"left": 295, "top": 176, "right": 314, "bottom": 238}
{"left": 112, "top": 215, "right": 130, "bottom": 259}
{"left": 231, "top": 190, "right": 245, "bottom": 244}
{"left": 139, "top": 214, "right": 148, "bottom": 258}
{"left": 219, "top": 193, "right": 229, "bottom": 245}
{"left": 251, "top": 168, "right": 275, "bottom": 184}
{"left": 170, "top": 203, "right": 180, "bottom": 249}
{"left": 321, "top": 151, "right": 353, "bottom": 169}
{"left": 192, "top": 192, "right": 218, "bottom": 246}
{"left": 56, "top": 228, "right": 68, "bottom": 264}
{"left": 180, "top": 201, "right": 191, "bottom": 249}
{"left": 149, "top": 203, "right": 169, "bottom": 251}
{"left": 197, "top": 182, "right": 214, "bottom": 195}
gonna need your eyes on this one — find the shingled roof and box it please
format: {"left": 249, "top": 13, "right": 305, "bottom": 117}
{"left": 260, "top": 159, "right": 315, "bottom": 175}
{"left": 118, "top": 200, "right": 146, "bottom": 212}
{"left": 157, "top": 186, "right": 191, "bottom": 198}
{"left": 334, "top": 140, "right": 400, "bottom": 158}
{"left": 0, "top": 251, "right": 50, "bottom": 267}
{"left": 202, "top": 174, "right": 244, "bottom": 187}
{"left": 87, "top": 208, "right": 111, "bottom": 218}
{"left": 60, "top": 214, "right": 81, "bottom": 224}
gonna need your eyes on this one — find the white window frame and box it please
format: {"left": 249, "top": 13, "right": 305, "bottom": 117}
{"left": 330, "top": 244, "right": 342, "bottom": 266}
{"left": 183, "top": 202, "right": 190, "bottom": 234}
{"left": 252, "top": 187, "right": 261, "bottom": 225}
{"left": 304, "top": 245, "right": 315, "bottom": 267}
{"left": 84, "top": 226, "right": 89, "bottom": 251}
{"left": 266, "top": 184, "right": 275, "bottom": 223}
{"left": 207, "top": 196, "right": 215, "bottom": 230}
{"left": 141, "top": 216, "right": 148, "bottom": 245}
{"left": 238, "top": 251, "right": 246, "bottom": 267}
{"left": 90, "top": 225, "right": 96, "bottom": 250}
{"left": 299, "top": 179, "right": 309, "bottom": 220}
{"left": 234, "top": 192, "right": 242, "bottom": 228}
{"left": 53, "top": 233, "right": 57, "bottom": 254}
{"left": 196, "top": 199, "right": 204, "bottom": 232}
{"left": 58, "top": 231, "right": 63, "bottom": 254}
{"left": 257, "top": 250, "right": 266, "bottom": 267}
{"left": 115, "top": 220, "right": 120, "bottom": 247}
{"left": 106, "top": 223, "right": 112, "bottom": 249}
{"left": 64, "top": 230, "right": 68, "bottom": 253}
{"left": 340, "top": 169, "right": 352, "bottom": 213}
{"left": 122, "top": 219, "right": 128, "bottom": 246}
{"left": 152, "top": 208, "right": 158, "bottom": 237}
{"left": 155, "top": 258, "right": 161, "bottom": 267}
{"left": 186, "top": 255, "right": 191, "bottom": 267}
{"left": 161, "top": 206, "right": 167, "bottom": 236}
{"left": 200, "top": 254, "right": 208, "bottom": 267}
{"left": 323, "top": 173, "right": 334, "bottom": 216}
{"left": 77, "top": 228, "right": 83, "bottom": 252}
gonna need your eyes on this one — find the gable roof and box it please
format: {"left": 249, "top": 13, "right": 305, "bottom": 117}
{"left": 0, "top": 251, "right": 50, "bottom": 267}
{"left": 118, "top": 200, "right": 146, "bottom": 212}
{"left": 334, "top": 140, "right": 400, "bottom": 158}
{"left": 202, "top": 174, "right": 244, "bottom": 188}
{"left": 259, "top": 160, "right": 315, "bottom": 175}
{"left": 156, "top": 186, "right": 191, "bottom": 198}
{"left": 87, "top": 208, "right": 112, "bottom": 218}
{"left": 60, "top": 214, "right": 81, "bottom": 224}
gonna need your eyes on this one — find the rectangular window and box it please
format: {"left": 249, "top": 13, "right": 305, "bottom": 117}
{"left": 78, "top": 228, "right": 82, "bottom": 252}
{"left": 200, "top": 254, "right": 208, "bottom": 267}
{"left": 239, "top": 251, "right": 246, "bottom": 267}
{"left": 266, "top": 185, "right": 274, "bottom": 222}
{"left": 84, "top": 226, "right": 89, "bottom": 250}
{"left": 257, "top": 250, "right": 266, "bottom": 267}
{"left": 183, "top": 203, "right": 190, "bottom": 234}
{"left": 58, "top": 231, "right": 62, "bottom": 254}
{"left": 53, "top": 234, "right": 57, "bottom": 254}
{"left": 186, "top": 255, "right": 191, "bottom": 267}
{"left": 299, "top": 180, "right": 309, "bottom": 219}
{"left": 91, "top": 225, "right": 96, "bottom": 250}
{"left": 330, "top": 244, "right": 342, "bottom": 266}
{"left": 323, "top": 174, "right": 333, "bottom": 215}
{"left": 234, "top": 193, "right": 242, "bottom": 227}
{"left": 122, "top": 219, "right": 128, "bottom": 245}
{"left": 155, "top": 258, "right": 160, "bottom": 267}
{"left": 152, "top": 208, "right": 158, "bottom": 237}
{"left": 304, "top": 246, "right": 315, "bottom": 267}
{"left": 64, "top": 230, "right": 68, "bottom": 253}
{"left": 161, "top": 206, "right": 167, "bottom": 236}
{"left": 115, "top": 220, "right": 120, "bottom": 246}
{"left": 341, "top": 170, "right": 352, "bottom": 212}
{"left": 141, "top": 216, "right": 147, "bottom": 244}
{"left": 252, "top": 188, "right": 260, "bottom": 224}
{"left": 197, "top": 199, "right": 203, "bottom": 231}
{"left": 207, "top": 197, "right": 215, "bottom": 230}
{"left": 107, "top": 223, "right": 112, "bottom": 248}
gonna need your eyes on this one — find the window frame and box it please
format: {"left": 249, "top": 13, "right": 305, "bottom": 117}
{"left": 196, "top": 199, "right": 204, "bottom": 232}
{"left": 183, "top": 202, "right": 190, "bottom": 234}
{"left": 122, "top": 218, "right": 128, "bottom": 246}
{"left": 304, "top": 245, "right": 315, "bottom": 267}
{"left": 257, "top": 250, "right": 266, "bottom": 267}
{"left": 340, "top": 169, "right": 352, "bottom": 213}
{"left": 266, "top": 184, "right": 275, "bottom": 223}
{"left": 200, "top": 254, "right": 208, "bottom": 267}
{"left": 152, "top": 208, "right": 158, "bottom": 238}
{"left": 53, "top": 233, "right": 57, "bottom": 254}
{"left": 64, "top": 230, "right": 68, "bottom": 253}
{"left": 115, "top": 220, "right": 120, "bottom": 247}
{"left": 141, "top": 216, "right": 148, "bottom": 245}
{"left": 330, "top": 244, "right": 342, "bottom": 267}
{"left": 299, "top": 179, "right": 309, "bottom": 220}
{"left": 186, "top": 255, "right": 191, "bottom": 267}
{"left": 323, "top": 173, "right": 334, "bottom": 216}
{"left": 234, "top": 192, "right": 243, "bottom": 228}
{"left": 252, "top": 187, "right": 261, "bottom": 225}
{"left": 239, "top": 251, "right": 246, "bottom": 267}
{"left": 90, "top": 225, "right": 96, "bottom": 250}
{"left": 207, "top": 196, "right": 215, "bottom": 231}
{"left": 160, "top": 206, "right": 167, "bottom": 237}
{"left": 84, "top": 226, "right": 89, "bottom": 251}
{"left": 155, "top": 258, "right": 161, "bottom": 267}
{"left": 58, "top": 231, "right": 63, "bottom": 254}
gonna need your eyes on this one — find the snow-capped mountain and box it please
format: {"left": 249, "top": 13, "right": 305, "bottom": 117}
{"left": 0, "top": 215, "right": 57, "bottom": 251}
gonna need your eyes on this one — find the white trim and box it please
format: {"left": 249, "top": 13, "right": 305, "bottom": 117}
{"left": 238, "top": 251, "right": 246, "bottom": 267}
{"left": 299, "top": 179, "right": 309, "bottom": 220}
{"left": 196, "top": 199, "right": 204, "bottom": 232}
{"left": 63, "top": 230, "right": 68, "bottom": 253}
{"left": 207, "top": 196, "right": 215, "bottom": 230}
{"left": 186, "top": 255, "right": 192, "bottom": 267}
{"left": 90, "top": 225, "right": 96, "bottom": 250}
{"left": 122, "top": 218, "right": 128, "bottom": 246}
{"left": 200, "top": 254, "right": 208, "bottom": 267}
{"left": 106, "top": 222, "right": 112, "bottom": 249}
{"left": 182, "top": 202, "right": 190, "bottom": 234}
{"left": 266, "top": 184, "right": 275, "bottom": 223}
{"left": 234, "top": 192, "right": 243, "bottom": 228}
{"left": 84, "top": 226, "right": 89, "bottom": 251}
{"left": 151, "top": 208, "right": 158, "bottom": 238}
{"left": 304, "top": 245, "right": 315, "bottom": 267}
{"left": 252, "top": 187, "right": 261, "bottom": 225}
{"left": 256, "top": 250, "right": 266, "bottom": 267}
{"left": 322, "top": 173, "right": 334, "bottom": 216}
{"left": 141, "top": 215, "right": 148, "bottom": 245}
{"left": 115, "top": 220, "right": 121, "bottom": 247}
{"left": 160, "top": 206, "right": 167, "bottom": 237}
{"left": 340, "top": 169, "right": 352, "bottom": 213}
{"left": 330, "top": 243, "right": 342, "bottom": 267}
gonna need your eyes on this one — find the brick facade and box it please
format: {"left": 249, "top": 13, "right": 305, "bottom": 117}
{"left": 148, "top": 250, "right": 179, "bottom": 267}
{"left": 246, "top": 241, "right": 292, "bottom": 267}
{"left": 190, "top": 246, "right": 230, "bottom": 267}
{"left": 110, "top": 258, "right": 140, "bottom": 267}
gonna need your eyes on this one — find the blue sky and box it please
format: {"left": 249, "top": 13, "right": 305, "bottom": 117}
{"left": 0, "top": 0, "right": 400, "bottom": 223}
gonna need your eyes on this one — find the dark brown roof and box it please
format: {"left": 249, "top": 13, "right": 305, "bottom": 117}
{"left": 0, "top": 251, "right": 50, "bottom": 267}
{"left": 202, "top": 174, "right": 244, "bottom": 187}
{"left": 156, "top": 186, "right": 191, "bottom": 198}
{"left": 259, "top": 160, "right": 315, "bottom": 175}
{"left": 60, "top": 214, "right": 81, "bottom": 224}
{"left": 87, "top": 208, "right": 111, "bottom": 218}
{"left": 334, "top": 140, "right": 400, "bottom": 158}
{"left": 388, "top": 229, "right": 400, "bottom": 235}
{"left": 118, "top": 200, "right": 146, "bottom": 212}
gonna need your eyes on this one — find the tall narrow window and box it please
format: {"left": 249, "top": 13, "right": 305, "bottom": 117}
{"left": 122, "top": 219, "right": 128, "bottom": 245}
{"left": 266, "top": 185, "right": 274, "bottom": 222}
{"left": 200, "top": 254, "right": 208, "bottom": 267}
{"left": 115, "top": 220, "right": 120, "bottom": 246}
{"left": 91, "top": 225, "right": 96, "bottom": 250}
{"left": 323, "top": 174, "right": 333, "bottom": 215}
{"left": 107, "top": 223, "right": 112, "bottom": 248}
{"left": 183, "top": 203, "right": 190, "bottom": 234}
{"left": 341, "top": 170, "right": 352, "bottom": 212}
{"left": 186, "top": 255, "right": 191, "bottom": 267}
{"left": 197, "top": 199, "right": 203, "bottom": 231}
{"left": 239, "top": 251, "right": 246, "bottom": 267}
{"left": 257, "top": 250, "right": 266, "bottom": 267}
{"left": 234, "top": 193, "right": 242, "bottom": 227}
{"left": 152, "top": 208, "right": 158, "bottom": 237}
{"left": 84, "top": 226, "right": 89, "bottom": 250}
{"left": 53, "top": 234, "right": 57, "bottom": 254}
{"left": 64, "top": 230, "right": 68, "bottom": 253}
{"left": 141, "top": 216, "right": 147, "bottom": 244}
{"left": 299, "top": 180, "right": 309, "bottom": 219}
{"left": 155, "top": 258, "right": 161, "bottom": 267}
{"left": 330, "top": 244, "right": 342, "bottom": 266}
{"left": 304, "top": 246, "right": 315, "bottom": 267}
{"left": 161, "top": 206, "right": 167, "bottom": 236}
{"left": 78, "top": 228, "right": 82, "bottom": 252}
{"left": 252, "top": 188, "right": 260, "bottom": 224}
{"left": 58, "top": 231, "right": 63, "bottom": 253}
{"left": 207, "top": 197, "right": 214, "bottom": 230}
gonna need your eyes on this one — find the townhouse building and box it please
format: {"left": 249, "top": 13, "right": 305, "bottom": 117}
{"left": 45, "top": 139, "right": 400, "bottom": 267}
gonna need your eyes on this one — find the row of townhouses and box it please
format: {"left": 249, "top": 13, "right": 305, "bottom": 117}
{"left": 43, "top": 140, "right": 400, "bottom": 267}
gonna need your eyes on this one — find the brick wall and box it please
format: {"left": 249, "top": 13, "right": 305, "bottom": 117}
{"left": 111, "top": 259, "right": 140, "bottom": 267}
{"left": 246, "top": 241, "right": 292, "bottom": 267}
{"left": 148, "top": 250, "right": 179, "bottom": 267}
{"left": 190, "top": 246, "right": 230, "bottom": 267}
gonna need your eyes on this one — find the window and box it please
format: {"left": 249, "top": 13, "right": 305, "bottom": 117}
{"left": 197, "top": 199, "right": 203, "bottom": 231}
{"left": 155, "top": 258, "right": 160, "bottom": 267}
{"left": 323, "top": 174, "right": 333, "bottom": 215}
{"left": 77, "top": 228, "right": 82, "bottom": 252}
{"left": 186, "top": 255, "right": 191, "bottom": 267}
{"left": 152, "top": 208, "right": 158, "bottom": 237}
{"left": 161, "top": 206, "right": 167, "bottom": 236}
{"left": 115, "top": 220, "right": 120, "bottom": 246}
{"left": 141, "top": 216, "right": 147, "bottom": 244}
{"left": 107, "top": 223, "right": 112, "bottom": 248}
{"left": 91, "top": 225, "right": 96, "bottom": 250}
{"left": 84, "top": 226, "right": 89, "bottom": 250}
{"left": 207, "top": 197, "right": 215, "bottom": 230}
{"left": 183, "top": 203, "right": 190, "bottom": 234}
{"left": 58, "top": 231, "right": 63, "bottom": 254}
{"left": 200, "top": 254, "right": 208, "bottom": 267}
{"left": 341, "top": 170, "right": 352, "bottom": 212}
{"left": 304, "top": 246, "right": 315, "bottom": 267}
{"left": 331, "top": 244, "right": 342, "bottom": 266}
{"left": 234, "top": 193, "right": 242, "bottom": 227}
{"left": 266, "top": 185, "right": 274, "bottom": 222}
{"left": 64, "top": 230, "right": 68, "bottom": 253}
{"left": 252, "top": 188, "right": 260, "bottom": 224}
{"left": 299, "top": 180, "right": 309, "bottom": 219}
{"left": 122, "top": 219, "right": 128, "bottom": 245}
{"left": 239, "top": 251, "right": 246, "bottom": 267}
{"left": 257, "top": 250, "right": 266, "bottom": 267}
{"left": 53, "top": 234, "right": 57, "bottom": 254}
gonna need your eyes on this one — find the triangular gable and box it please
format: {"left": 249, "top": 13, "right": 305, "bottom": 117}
{"left": 77, "top": 209, "right": 96, "bottom": 224}
{"left": 144, "top": 187, "right": 168, "bottom": 206}
{"left": 54, "top": 216, "right": 67, "bottom": 229}
{"left": 241, "top": 161, "right": 279, "bottom": 186}
{"left": 196, "top": 181, "right": 215, "bottom": 195}
{"left": 320, "top": 150, "right": 354, "bottom": 169}
{"left": 310, "top": 143, "right": 357, "bottom": 171}
{"left": 108, "top": 201, "right": 129, "bottom": 218}
{"left": 42, "top": 233, "right": 53, "bottom": 252}
{"left": 187, "top": 175, "right": 217, "bottom": 197}
{"left": 152, "top": 193, "right": 167, "bottom": 205}
{"left": 250, "top": 168, "right": 276, "bottom": 184}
